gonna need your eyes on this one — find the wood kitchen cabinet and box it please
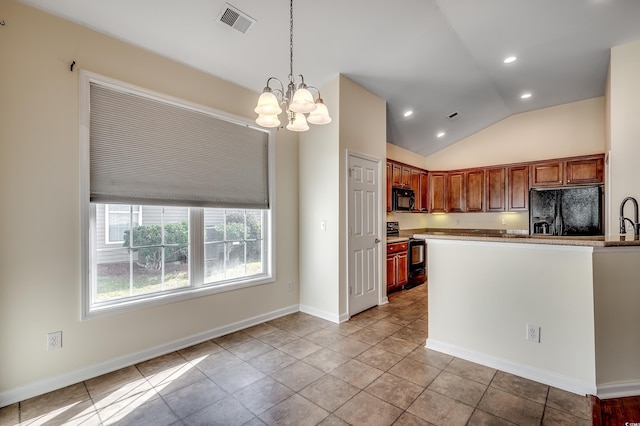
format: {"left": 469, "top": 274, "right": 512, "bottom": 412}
{"left": 420, "top": 171, "right": 429, "bottom": 212}
{"left": 386, "top": 160, "right": 430, "bottom": 212}
{"left": 401, "top": 166, "right": 412, "bottom": 188}
{"left": 391, "top": 163, "right": 402, "bottom": 187}
{"left": 565, "top": 155, "right": 604, "bottom": 185}
{"left": 386, "top": 162, "right": 393, "bottom": 212}
{"left": 530, "top": 154, "right": 604, "bottom": 187}
{"left": 411, "top": 169, "right": 421, "bottom": 211}
{"left": 530, "top": 161, "right": 564, "bottom": 187}
{"left": 447, "top": 172, "right": 465, "bottom": 213}
{"left": 507, "top": 165, "right": 529, "bottom": 211}
{"left": 465, "top": 169, "right": 484, "bottom": 212}
{"left": 485, "top": 167, "right": 506, "bottom": 212}
{"left": 386, "top": 241, "right": 408, "bottom": 293}
{"left": 429, "top": 172, "right": 447, "bottom": 212}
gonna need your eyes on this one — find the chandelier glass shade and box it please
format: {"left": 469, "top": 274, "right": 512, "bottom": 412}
{"left": 254, "top": 0, "right": 331, "bottom": 132}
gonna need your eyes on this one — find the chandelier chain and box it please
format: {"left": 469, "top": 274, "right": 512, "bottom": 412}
{"left": 289, "top": 0, "right": 293, "bottom": 81}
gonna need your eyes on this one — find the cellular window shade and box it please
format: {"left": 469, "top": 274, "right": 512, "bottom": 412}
{"left": 89, "top": 82, "right": 269, "bottom": 209}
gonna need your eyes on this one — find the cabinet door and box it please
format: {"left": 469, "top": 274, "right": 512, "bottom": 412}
{"left": 386, "top": 162, "right": 393, "bottom": 212}
{"left": 386, "top": 254, "right": 397, "bottom": 291}
{"left": 429, "top": 173, "right": 447, "bottom": 212}
{"left": 485, "top": 167, "right": 506, "bottom": 212}
{"left": 420, "top": 172, "right": 429, "bottom": 212}
{"left": 465, "top": 169, "right": 484, "bottom": 212}
{"left": 530, "top": 161, "right": 563, "bottom": 187}
{"left": 397, "top": 252, "right": 408, "bottom": 286}
{"left": 565, "top": 156, "right": 604, "bottom": 185}
{"left": 401, "top": 166, "right": 412, "bottom": 188}
{"left": 508, "top": 165, "right": 529, "bottom": 211}
{"left": 447, "top": 172, "right": 465, "bottom": 213}
{"left": 411, "top": 169, "right": 421, "bottom": 211}
{"left": 392, "top": 163, "right": 402, "bottom": 187}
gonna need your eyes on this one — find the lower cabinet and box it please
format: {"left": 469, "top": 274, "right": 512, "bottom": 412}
{"left": 386, "top": 242, "right": 408, "bottom": 293}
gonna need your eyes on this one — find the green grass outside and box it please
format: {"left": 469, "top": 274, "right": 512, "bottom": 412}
{"left": 97, "top": 261, "right": 262, "bottom": 301}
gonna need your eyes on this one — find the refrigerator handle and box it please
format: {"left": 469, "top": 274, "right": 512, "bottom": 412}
{"left": 556, "top": 191, "right": 563, "bottom": 236}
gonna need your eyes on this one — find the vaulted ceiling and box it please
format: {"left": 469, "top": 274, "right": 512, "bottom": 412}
{"left": 18, "top": 0, "right": 640, "bottom": 156}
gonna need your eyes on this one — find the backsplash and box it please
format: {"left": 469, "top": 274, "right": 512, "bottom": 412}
{"left": 386, "top": 211, "right": 529, "bottom": 231}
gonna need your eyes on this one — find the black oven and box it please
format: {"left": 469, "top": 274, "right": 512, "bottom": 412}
{"left": 408, "top": 238, "right": 426, "bottom": 286}
{"left": 392, "top": 188, "right": 415, "bottom": 211}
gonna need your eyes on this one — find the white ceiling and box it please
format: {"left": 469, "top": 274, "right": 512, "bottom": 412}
{"left": 18, "top": 0, "right": 640, "bottom": 156}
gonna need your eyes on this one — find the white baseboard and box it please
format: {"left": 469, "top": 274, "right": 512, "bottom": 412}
{"left": 0, "top": 304, "right": 299, "bottom": 408}
{"left": 426, "top": 338, "right": 597, "bottom": 396}
{"left": 298, "top": 304, "right": 342, "bottom": 324}
{"left": 597, "top": 381, "right": 640, "bottom": 399}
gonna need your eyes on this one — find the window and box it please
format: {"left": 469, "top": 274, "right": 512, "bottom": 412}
{"left": 105, "top": 204, "right": 141, "bottom": 244}
{"left": 81, "top": 71, "right": 274, "bottom": 318}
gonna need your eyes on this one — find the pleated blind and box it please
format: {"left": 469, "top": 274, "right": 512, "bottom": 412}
{"left": 89, "top": 82, "right": 270, "bottom": 209}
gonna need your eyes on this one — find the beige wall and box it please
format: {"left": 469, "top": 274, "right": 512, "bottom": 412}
{"left": 0, "top": 2, "right": 299, "bottom": 403}
{"left": 299, "top": 76, "right": 341, "bottom": 319}
{"left": 593, "top": 247, "right": 640, "bottom": 396}
{"left": 299, "top": 75, "right": 387, "bottom": 320}
{"left": 426, "top": 240, "right": 597, "bottom": 395}
{"left": 338, "top": 76, "right": 387, "bottom": 316}
{"left": 607, "top": 40, "right": 640, "bottom": 237}
{"left": 423, "top": 97, "right": 605, "bottom": 170}
{"left": 387, "top": 98, "right": 605, "bottom": 232}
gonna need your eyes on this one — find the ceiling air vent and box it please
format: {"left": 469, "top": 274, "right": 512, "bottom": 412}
{"left": 217, "top": 3, "right": 256, "bottom": 34}
{"left": 447, "top": 111, "right": 459, "bottom": 120}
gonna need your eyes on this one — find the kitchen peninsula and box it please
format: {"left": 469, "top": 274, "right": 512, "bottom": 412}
{"left": 413, "top": 230, "right": 640, "bottom": 398}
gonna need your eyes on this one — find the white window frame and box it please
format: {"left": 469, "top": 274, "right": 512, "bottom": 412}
{"left": 80, "top": 71, "right": 276, "bottom": 320}
{"left": 104, "top": 204, "right": 142, "bottom": 245}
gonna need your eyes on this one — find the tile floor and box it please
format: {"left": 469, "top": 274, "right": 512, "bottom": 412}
{"left": 0, "top": 284, "right": 592, "bottom": 425}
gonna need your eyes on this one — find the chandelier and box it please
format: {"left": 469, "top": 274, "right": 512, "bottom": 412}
{"left": 254, "top": 0, "right": 331, "bottom": 131}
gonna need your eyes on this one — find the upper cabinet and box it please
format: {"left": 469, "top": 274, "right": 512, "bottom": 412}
{"left": 429, "top": 172, "right": 447, "bottom": 213}
{"left": 485, "top": 167, "right": 506, "bottom": 212}
{"left": 465, "top": 169, "right": 485, "bottom": 212}
{"left": 530, "top": 154, "right": 604, "bottom": 187}
{"left": 447, "top": 172, "right": 465, "bottom": 213}
{"left": 565, "top": 155, "right": 604, "bottom": 185}
{"left": 507, "top": 165, "right": 529, "bottom": 211}
{"left": 530, "top": 161, "right": 563, "bottom": 187}
{"left": 387, "top": 160, "right": 429, "bottom": 212}
{"left": 387, "top": 153, "right": 604, "bottom": 213}
{"left": 386, "top": 162, "right": 393, "bottom": 212}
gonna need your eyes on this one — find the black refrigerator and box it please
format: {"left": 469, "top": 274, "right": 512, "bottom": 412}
{"left": 529, "top": 185, "right": 603, "bottom": 236}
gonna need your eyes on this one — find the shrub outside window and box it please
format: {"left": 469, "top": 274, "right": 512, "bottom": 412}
{"left": 81, "top": 71, "right": 273, "bottom": 318}
{"left": 92, "top": 205, "right": 267, "bottom": 311}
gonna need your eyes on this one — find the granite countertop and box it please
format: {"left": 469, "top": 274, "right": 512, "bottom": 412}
{"left": 410, "top": 228, "right": 640, "bottom": 247}
{"left": 386, "top": 236, "right": 409, "bottom": 243}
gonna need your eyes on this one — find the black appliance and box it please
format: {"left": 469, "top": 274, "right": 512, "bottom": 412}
{"left": 529, "top": 185, "right": 603, "bottom": 236}
{"left": 392, "top": 187, "right": 415, "bottom": 211}
{"left": 386, "top": 222, "right": 426, "bottom": 288}
{"left": 408, "top": 238, "right": 426, "bottom": 286}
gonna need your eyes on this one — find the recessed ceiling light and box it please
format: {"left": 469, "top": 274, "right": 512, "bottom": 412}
{"left": 436, "top": 131, "right": 446, "bottom": 138}
{"left": 520, "top": 92, "right": 532, "bottom": 99}
{"left": 503, "top": 56, "right": 517, "bottom": 64}
{"left": 403, "top": 110, "right": 413, "bottom": 118}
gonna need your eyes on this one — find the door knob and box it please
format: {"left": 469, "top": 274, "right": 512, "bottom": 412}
{"left": 374, "top": 238, "right": 381, "bottom": 243}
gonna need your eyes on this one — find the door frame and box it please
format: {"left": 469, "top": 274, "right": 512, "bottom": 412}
{"left": 346, "top": 150, "right": 385, "bottom": 318}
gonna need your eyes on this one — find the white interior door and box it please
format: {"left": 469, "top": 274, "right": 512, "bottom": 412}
{"left": 348, "top": 153, "right": 381, "bottom": 316}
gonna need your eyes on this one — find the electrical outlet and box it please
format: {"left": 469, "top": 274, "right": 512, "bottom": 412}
{"left": 47, "top": 331, "right": 62, "bottom": 351}
{"left": 287, "top": 282, "right": 293, "bottom": 292}
{"left": 501, "top": 218, "right": 507, "bottom": 225}
{"left": 526, "top": 324, "right": 540, "bottom": 343}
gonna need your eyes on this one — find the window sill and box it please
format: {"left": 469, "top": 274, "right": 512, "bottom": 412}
{"left": 83, "top": 274, "right": 274, "bottom": 320}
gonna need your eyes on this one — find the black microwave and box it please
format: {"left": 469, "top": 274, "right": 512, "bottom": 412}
{"left": 392, "top": 187, "right": 415, "bottom": 211}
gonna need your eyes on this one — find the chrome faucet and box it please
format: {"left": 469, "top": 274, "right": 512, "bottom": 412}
{"left": 619, "top": 197, "right": 640, "bottom": 236}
